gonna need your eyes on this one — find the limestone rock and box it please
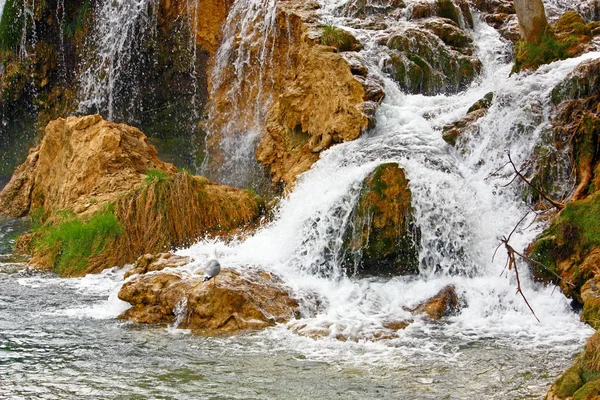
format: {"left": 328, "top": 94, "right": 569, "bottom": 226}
{"left": 382, "top": 25, "right": 481, "bottom": 95}
{"left": 124, "top": 253, "right": 192, "bottom": 279}
{"left": 442, "top": 92, "right": 493, "bottom": 146}
{"left": 514, "top": 0, "right": 548, "bottom": 44}
{"left": 119, "top": 258, "right": 299, "bottom": 335}
{"left": 0, "top": 115, "right": 177, "bottom": 218}
{"left": 343, "top": 163, "right": 419, "bottom": 276}
{"left": 410, "top": 285, "right": 461, "bottom": 320}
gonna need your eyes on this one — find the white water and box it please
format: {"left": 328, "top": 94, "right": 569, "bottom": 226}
{"left": 177, "top": 0, "right": 597, "bottom": 353}
{"left": 78, "top": 0, "right": 159, "bottom": 120}
{"left": 0, "top": 0, "right": 5, "bottom": 23}
{"left": 202, "top": 0, "right": 280, "bottom": 188}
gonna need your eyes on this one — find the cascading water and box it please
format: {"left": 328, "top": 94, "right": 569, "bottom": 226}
{"left": 77, "top": 0, "right": 159, "bottom": 120}
{"left": 2, "top": 0, "right": 600, "bottom": 398}
{"left": 181, "top": 0, "right": 596, "bottom": 360}
{"left": 0, "top": 0, "right": 6, "bottom": 22}
{"left": 202, "top": 0, "right": 280, "bottom": 190}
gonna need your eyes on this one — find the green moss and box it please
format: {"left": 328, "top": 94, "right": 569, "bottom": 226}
{"left": 33, "top": 205, "right": 122, "bottom": 276}
{"left": 512, "top": 32, "right": 575, "bottom": 73}
{"left": 560, "top": 194, "right": 600, "bottom": 252}
{"left": 574, "top": 379, "right": 600, "bottom": 400}
{"left": 555, "top": 364, "right": 584, "bottom": 398}
{"left": 320, "top": 25, "right": 362, "bottom": 52}
{"left": 435, "top": 0, "right": 460, "bottom": 26}
{"left": 64, "top": 1, "right": 91, "bottom": 39}
{"left": 0, "top": 0, "right": 24, "bottom": 52}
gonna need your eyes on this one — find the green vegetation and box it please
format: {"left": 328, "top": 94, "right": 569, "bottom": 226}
{"left": 320, "top": 24, "right": 361, "bottom": 52}
{"left": 512, "top": 32, "right": 575, "bottom": 73}
{"left": 32, "top": 205, "right": 122, "bottom": 276}
{"left": 0, "top": 0, "right": 24, "bottom": 52}
{"left": 144, "top": 168, "right": 170, "bottom": 183}
{"left": 64, "top": 0, "right": 91, "bottom": 39}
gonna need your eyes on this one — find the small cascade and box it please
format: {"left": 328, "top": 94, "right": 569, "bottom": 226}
{"left": 56, "top": 0, "right": 66, "bottom": 84}
{"left": 180, "top": 0, "right": 597, "bottom": 345}
{"left": 0, "top": 0, "right": 6, "bottom": 22}
{"left": 202, "top": 0, "right": 280, "bottom": 190}
{"left": 77, "top": 0, "right": 159, "bottom": 120}
{"left": 167, "top": 297, "right": 189, "bottom": 333}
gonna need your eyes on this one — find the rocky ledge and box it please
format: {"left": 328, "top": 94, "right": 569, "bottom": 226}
{"left": 118, "top": 253, "right": 299, "bottom": 335}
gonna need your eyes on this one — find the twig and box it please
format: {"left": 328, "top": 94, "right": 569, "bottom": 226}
{"left": 506, "top": 151, "right": 565, "bottom": 210}
{"left": 502, "top": 236, "right": 540, "bottom": 322}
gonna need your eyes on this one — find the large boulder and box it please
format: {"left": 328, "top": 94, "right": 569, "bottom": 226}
{"left": 119, "top": 253, "right": 299, "bottom": 334}
{"left": 1, "top": 116, "right": 262, "bottom": 276}
{"left": 0, "top": 114, "right": 177, "bottom": 217}
{"left": 343, "top": 163, "right": 419, "bottom": 276}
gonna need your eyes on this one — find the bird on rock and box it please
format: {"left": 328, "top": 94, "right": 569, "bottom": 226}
{"left": 203, "top": 248, "right": 221, "bottom": 287}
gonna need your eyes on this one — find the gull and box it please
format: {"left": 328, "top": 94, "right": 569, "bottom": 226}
{"left": 203, "top": 248, "right": 221, "bottom": 287}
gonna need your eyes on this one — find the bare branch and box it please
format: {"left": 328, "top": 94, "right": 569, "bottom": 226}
{"left": 506, "top": 151, "right": 565, "bottom": 210}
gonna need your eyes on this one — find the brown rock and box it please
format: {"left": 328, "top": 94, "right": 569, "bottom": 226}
{"left": 343, "top": 163, "right": 419, "bottom": 276}
{"left": 207, "top": 2, "right": 372, "bottom": 189}
{"left": 442, "top": 92, "right": 493, "bottom": 146}
{"left": 0, "top": 115, "right": 177, "bottom": 218}
{"left": 119, "top": 262, "right": 299, "bottom": 335}
{"left": 514, "top": 0, "right": 549, "bottom": 44}
{"left": 124, "top": 253, "right": 192, "bottom": 279}
{"left": 410, "top": 285, "right": 460, "bottom": 319}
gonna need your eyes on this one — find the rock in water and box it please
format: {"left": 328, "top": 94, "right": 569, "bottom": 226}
{"left": 119, "top": 253, "right": 299, "bottom": 334}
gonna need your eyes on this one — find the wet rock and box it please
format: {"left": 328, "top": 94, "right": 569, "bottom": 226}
{"left": 409, "top": 285, "right": 461, "bottom": 320}
{"left": 382, "top": 26, "right": 481, "bottom": 95}
{"left": 546, "top": 331, "right": 600, "bottom": 399}
{"left": 514, "top": 0, "right": 548, "bottom": 44}
{"left": 442, "top": 92, "right": 493, "bottom": 146}
{"left": 320, "top": 26, "right": 363, "bottom": 52}
{"left": 125, "top": 253, "right": 192, "bottom": 279}
{"left": 119, "top": 259, "right": 299, "bottom": 335}
{"left": 343, "top": 163, "right": 419, "bottom": 276}
{"left": 336, "top": 0, "right": 406, "bottom": 18}
{"left": 0, "top": 115, "right": 177, "bottom": 218}
{"left": 581, "top": 276, "right": 600, "bottom": 329}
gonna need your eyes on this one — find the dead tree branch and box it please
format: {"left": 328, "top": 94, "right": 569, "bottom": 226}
{"left": 506, "top": 151, "right": 565, "bottom": 210}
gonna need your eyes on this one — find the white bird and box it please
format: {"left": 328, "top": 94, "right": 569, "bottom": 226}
{"left": 203, "top": 248, "right": 221, "bottom": 287}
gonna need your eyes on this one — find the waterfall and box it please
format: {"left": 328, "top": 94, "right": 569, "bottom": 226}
{"left": 178, "top": 0, "right": 597, "bottom": 347}
{"left": 0, "top": 0, "right": 5, "bottom": 22}
{"left": 202, "top": 0, "right": 280, "bottom": 190}
{"left": 77, "top": 0, "right": 159, "bottom": 120}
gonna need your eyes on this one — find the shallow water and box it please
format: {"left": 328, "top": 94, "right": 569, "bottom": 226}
{"left": 0, "top": 263, "right": 590, "bottom": 399}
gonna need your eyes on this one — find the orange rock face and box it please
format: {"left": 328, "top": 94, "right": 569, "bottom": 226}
{"left": 0, "top": 115, "right": 177, "bottom": 217}
{"left": 119, "top": 254, "right": 299, "bottom": 334}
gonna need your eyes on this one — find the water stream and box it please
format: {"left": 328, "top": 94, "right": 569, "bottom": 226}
{"left": 1, "top": 0, "right": 599, "bottom": 398}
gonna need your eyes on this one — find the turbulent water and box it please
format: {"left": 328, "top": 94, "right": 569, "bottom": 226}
{"left": 2, "top": 0, "right": 600, "bottom": 398}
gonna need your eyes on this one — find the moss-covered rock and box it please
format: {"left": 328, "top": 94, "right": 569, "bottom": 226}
{"left": 442, "top": 92, "right": 493, "bottom": 146}
{"left": 547, "top": 332, "right": 600, "bottom": 399}
{"left": 343, "top": 163, "right": 419, "bottom": 276}
{"left": 382, "top": 27, "right": 481, "bottom": 95}
{"left": 320, "top": 25, "right": 363, "bottom": 52}
{"left": 513, "top": 10, "right": 598, "bottom": 73}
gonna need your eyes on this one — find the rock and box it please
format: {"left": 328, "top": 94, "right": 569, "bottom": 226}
{"left": 382, "top": 26, "right": 481, "bottom": 95}
{"left": 124, "top": 253, "right": 192, "bottom": 279}
{"left": 514, "top": 0, "right": 548, "bottom": 44}
{"left": 336, "top": 0, "right": 406, "bottom": 18}
{"left": 205, "top": 2, "right": 373, "bottom": 189}
{"left": 0, "top": 115, "right": 177, "bottom": 218}
{"left": 409, "top": 285, "right": 460, "bottom": 319}
{"left": 118, "top": 258, "right": 299, "bottom": 335}
{"left": 442, "top": 92, "right": 493, "bottom": 146}
{"left": 582, "top": 276, "right": 600, "bottom": 329}
{"left": 320, "top": 26, "right": 363, "bottom": 52}
{"left": 546, "top": 331, "right": 600, "bottom": 399}
{"left": 343, "top": 163, "right": 419, "bottom": 276}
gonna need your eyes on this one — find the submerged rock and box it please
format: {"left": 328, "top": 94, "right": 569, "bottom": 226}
{"left": 409, "top": 285, "right": 461, "bottom": 320}
{"left": 119, "top": 253, "right": 299, "bottom": 335}
{"left": 343, "top": 163, "right": 419, "bottom": 276}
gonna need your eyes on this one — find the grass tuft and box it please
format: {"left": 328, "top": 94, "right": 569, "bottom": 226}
{"left": 33, "top": 205, "right": 122, "bottom": 276}
{"left": 512, "top": 32, "right": 575, "bottom": 73}
{"left": 144, "top": 168, "right": 170, "bottom": 183}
